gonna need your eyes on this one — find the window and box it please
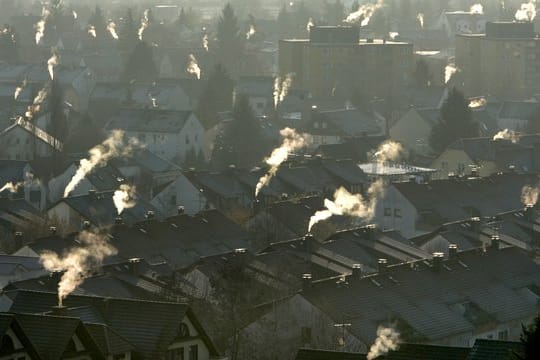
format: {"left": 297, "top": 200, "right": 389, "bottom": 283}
{"left": 394, "top": 208, "right": 402, "bottom": 218}
{"left": 167, "top": 347, "right": 184, "bottom": 360}
{"left": 189, "top": 345, "right": 198, "bottom": 360}
{"left": 384, "top": 208, "right": 392, "bottom": 217}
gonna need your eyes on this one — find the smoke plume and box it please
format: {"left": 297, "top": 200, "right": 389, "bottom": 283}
{"left": 470, "top": 4, "right": 484, "bottom": 14}
{"left": 344, "top": 0, "right": 383, "bottom": 26}
{"left": 308, "top": 180, "right": 385, "bottom": 231}
{"left": 203, "top": 33, "right": 209, "bottom": 51}
{"left": 72, "top": 10, "right": 78, "bottom": 20}
{"left": 372, "top": 140, "right": 404, "bottom": 163}
{"left": 246, "top": 24, "right": 256, "bottom": 39}
{"left": 108, "top": 22, "right": 118, "bottom": 40}
{"left": 417, "top": 13, "right": 424, "bottom": 28}
{"left": 63, "top": 131, "right": 140, "bottom": 197}
{"left": 493, "top": 129, "right": 520, "bottom": 143}
{"left": 367, "top": 326, "right": 401, "bottom": 360}
{"left": 186, "top": 54, "right": 201, "bottom": 79}
{"left": 26, "top": 84, "right": 50, "bottom": 120}
{"left": 389, "top": 32, "right": 399, "bottom": 40}
{"left": 522, "top": 184, "right": 539, "bottom": 206}
{"left": 0, "top": 172, "right": 37, "bottom": 193}
{"left": 307, "top": 18, "right": 314, "bottom": 32}
{"left": 14, "top": 79, "right": 27, "bottom": 100}
{"left": 113, "top": 184, "right": 137, "bottom": 215}
{"left": 47, "top": 52, "right": 59, "bottom": 80}
{"left": 445, "top": 64, "right": 458, "bottom": 84}
{"left": 515, "top": 1, "right": 537, "bottom": 21}
{"left": 88, "top": 25, "right": 97, "bottom": 38}
{"left": 40, "top": 230, "right": 117, "bottom": 307}
{"left": 255, "top": 128, "right": 311, "bottom": 197}
{"left": 138, "top": 9, "right": 150, "bottom": 40}
{"left": 468, "top": 97, "right": 486, "bottom": 109}
{"left": 273, "top": 74, "right": 294, "bottom": 109}
{"left": 35, "top": 9, "right": 49, "bottom": 45}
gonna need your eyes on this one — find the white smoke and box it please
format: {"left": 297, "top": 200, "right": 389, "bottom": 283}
{"left": 367, "top": 326, "right": 401, "bottom": 360}
{"left": 470, "top": 4, "right": 484, "bottom": 14}
{"left": 255, "top": 128, "right": 311, "bottom": 197}
{"left": 35, "top": 9, "right": 49, "bottom": 45}
{"left": 307, "top": 18, "right": 314, "bottom": 32}
{"left": 72, "top": 10, "right": 78, "bottom": 20}
{"left": 308, "top": 141, "right": 403, "bottom": 231}
{"left": 389, "top": 32, "right": 399, "bottom": 40}
{"left": 515, "top": 1, "right": 537, "bottom": 21}
{"left": 40, "top": 230, "right": 117, "bottom": 307}
{"left": 273, "top": 74, "right": 294, "bottom": 109}
{"left": 26, "top": 84, "right": 50, "bottom": 120}
{"left": 88, "top": 25, "right": 96, "bottom": 38}
{"left": 0, "top": 171, "right": 37, "bottom": 193}
{"left": 63, "top": 131, "right": 140, "bottom": 198}
{"left": 246, "top": 24, "right": 256, "bottom": 39}
{"left": 522, "top": 184, "right": 539, "bottom": 206}
{"left": 493, "top": 129, "right": 520, "bottom": 143}
{"left": 138, "top": 9, "right": 150, "bottom": 41}
{"left": 113, "top": 184, "right": 137, "bottom": 215}
{"left": 203, "top": 33, "right": 209, "bottom": 51}
{"left": 468, "top": 97, "right": 487, "bottom": 109}
{"left": 47, "top": 52, "right": 59, "bottom": 81}
{"left": 344, "top": 0, "right": 383, "bottom": 26}
{"left": 445, "top": 63, "right": 458, "bottom": 84}
{"left": 186, "top": 54, "right": 201, "bottom": 80}
{"left": 417, "top": 13, "right": 424, "bottom": 28}
{"left": 308, "top": 180, "right": 385, "bottom": 231}
{"left": 14, "top": 79, "right": 27, "bottom": 100}
{"left": 107, "top": 21, "right": 119, "bottom": 40}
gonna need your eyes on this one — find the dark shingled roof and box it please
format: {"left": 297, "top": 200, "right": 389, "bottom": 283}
{"left": 105, "top": 108, "right": 193, "bottom": 133}
{"left": 295, "top": 348, "right": 361, "bottom": 360}
{"left": 466, "top": 339, "right": 523, "bottom": 360}
{"left": 382, "top": 343, "right": 470, "bottom": 359}
{"left": 85, "top": 322, "right": 137, "bottom": 356}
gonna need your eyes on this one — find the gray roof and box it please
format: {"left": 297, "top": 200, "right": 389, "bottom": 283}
{"left": 105, "top": 108, "right": 193, "bottom": 133}
{"left": 302, "top": 247, "right": 540, "bottom": 344}
{"left": 311, "top": 109, "right": 383, "bottom": 136}
{"left": 498, "top": 101, "right": 540, "bottom": 120}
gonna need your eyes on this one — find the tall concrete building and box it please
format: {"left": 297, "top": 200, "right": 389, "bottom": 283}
{"left": 456, "top": 21, "right": 540, "bottom": 99}
{"left": 278, "top": 26, "right": 413, "bottom": 101}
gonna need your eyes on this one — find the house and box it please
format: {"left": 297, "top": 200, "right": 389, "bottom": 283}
{"left": 48, "top": 163, "right": 126, "bottom": 204}
{"left": 304, "top": 108, "right": 386, "bottom": 149}
{"left": 0, "top": 117, "right": 63, "bottom": 161}
{"left": 0, "top": 290, "right": 222, "bottom": 359}
{"left": 104, "top": 108, "right": 205, "bottom": 163}
{"left": 0, "top": 160, "right": 47, "bottom": 210}
{"left": 431, "top": 135, "right": 540, "bottom": 179}
{"left": 312, "top": 136, "right": 386, "bottom": 163}
{"left": 151, "top": 173, "right": 210, "bottom": 217}
{"left": 0, "top": 63, "right": 97, "bottom": 112}
{"left": 239, "top": 246, "right": 540, "bottom": 357}
{"left": 497, "top": 101, "right": 540, "bottom": 131}
{"left": 0, "top": 199, "right": 46, "bottom": 248}
{"left": 375, "top": 173, "right": 539, "bottom": 238}
{"left": 235, "top": 76, "right": 274, "bottom": 116}
{"left": 47, "top": 190, "right": 161, "bottom": 234}
{"left": 0, "top": 255, "right": 46, "bottom": 288}
{"left": 434, "top": 11, "right": 487, "bottom": 40}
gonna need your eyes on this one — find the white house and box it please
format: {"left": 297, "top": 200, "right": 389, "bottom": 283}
{"left": 151, "top": 173, "right": 209, "bottom": 216}
{"left": 104, "top": 109, "right": 206, "bottom": 163}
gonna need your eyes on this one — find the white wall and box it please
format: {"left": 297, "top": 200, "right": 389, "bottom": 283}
{"left": 375, "top": 185, "right": 420, "bottom": 239}
{"left": 151, "top": 174, "right": 207, "bottom": 217}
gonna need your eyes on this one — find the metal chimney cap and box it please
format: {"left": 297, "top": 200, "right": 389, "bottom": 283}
{"left": 352, "top": 263, "right": 361, "bottom": 269}
{"left": 378, "top": 258, "right": 388, "bottom": 264}
{"left": 449, "top": 244, "right": 458, "bottom": 250}
{"left": 234, "top": 248, "right": 247, "bottom": 254}
{"left": 302, "top": 273, "right": 313, "bottom": 280}
{"left": 433, "top": 252, "right": 445, "bottom": 258}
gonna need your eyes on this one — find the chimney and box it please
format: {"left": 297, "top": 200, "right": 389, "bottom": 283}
{"left": 377, "top": 258, "right": 388, "bottom": 274}
{"left": 432, "top": 252, "right": 444, "bottom": 272}
{"left": 51, "top": 305, "right": 68, "bottom": 316}
{"left": 145, "top": 210, "right": 155, "bottom": 219}
{"left": 351, "top": 264, "right": 362, "bottom": 279}
{"left": 364, "top": 224, "right": 377, "bottom": 241}
{"left": 114, "top": 216, "right": 123, "bottom": 225}
{"left": 302, "top": 273, "right": 313, "bottom": 290}
{"left": 448, "top": 244, "right": 458, "bottom": 260}
{"left": 490, "top": 234, "right": 500, "bottom": 251}
{"left": 88, "top": 189, "right": 97, "bottom": 199}
{"left": 525, "top": 204, "right": 535, "bottom": 222}
{"left": 82, "top": 220, "right": 91, "bottom": 230}
{"left": 14, "top": 231, "right": 23, "bottom": 249}
{"left": 49, "top": 226, "right": 57, "bottom": 235}
{"left": 177, "top": 206, "right": 185, "bottom": 215}
{"left": 303, "top": 233, "right": 315, "bottom": 253}
{"left": 128, "top": 257, "right": 141, "bottom": 275}
{"left": 470, "top": 217, "right": 481, "bottom": 234}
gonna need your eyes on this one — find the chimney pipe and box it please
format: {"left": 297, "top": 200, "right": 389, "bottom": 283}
{"left": 448, "top": 244, "right": 458, "bottom": 260}
{"left": 303, "top": 233, "right": 315, "bottom": 253}
{"left": 377, "top": 258, "right": 388, "bottom": 274}
{"left": 14, "top": 231, "right": 23, "bottom": 249}
{"left": 432, "top": 252, "right": 444, "bottom": 272}
{"left": 114, "top": 216, "right": 123, "bottom": 225}
{"left": 177, "top": 206, "right": 185, "bottom": 215}
{"left": 51, "top": 305, "right": 68, "bottom": 316}
{"left": 490, "top": 234, "right": 500, "bottom": 251}
{"left": 470, "top": 217, "right": 481, "bottom": 234}
{"left": 128, "top": 257, "right": 141, "bottom": 275}
{"left": 88, "top": 189, "right": 97, "bottom": 198}
{"left": 525, "top": 204, "right": 535, "bottom": 222}
{"left": 302, "top": 273, "right": 313, "bottom": 290}
{"left": 364, "top": 224, "right": 377, "bottom": 241}
{"left": 49, "top": 226, "right": 57, "bottom": 235}
{"left": 82, "top": 220, "right": 91, "bottom": 230}
{"left": 351, "top": 264, "right": 362, "bottom": 279}
{"left": 145, "top": 210, "right": 155, "bottom": 219}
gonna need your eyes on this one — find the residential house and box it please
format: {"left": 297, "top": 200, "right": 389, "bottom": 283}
{"left": 375, "top": 173, "right": 539, "bottom": 238}
{"left": 0, "top": 117, "right": 63, "bottom": 161}
{"left": 0, "top": 255, "right": 46, "bottom": 288}
{"left": 104, "top": 108, "right": 205, "bottom": 163}
{"left": 47, "top": 190, "right": 161, "bottom": 234}
{"left": 0, "top": 199, "right": 45, "bottom": 246}
{"left": 151, "top": 173, "right": 210, "bottom": 217}
{"left": 312, "top": 136, "right": 386, "bottom": 163}
{"left": 431, "top": 135, "right": 540, "bottom": 179}
{"left": 0, "top": 290, "right": 222, "bottom": 359}
{"left": 0, "top": 160, "right": 47, "bottom": 210}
